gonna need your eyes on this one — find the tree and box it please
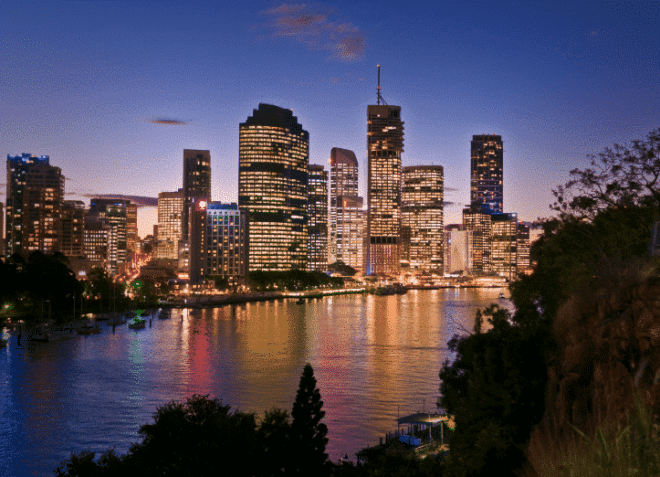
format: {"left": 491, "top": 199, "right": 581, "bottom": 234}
{"left": 258, "top": 407, "right": 292, "bottom": 476}
{"left": 327, "top": 261, "right": 358, "bottom": 277}
{"left": 552, "top": 128, "right": 660, "bottom": 219}
{"left": 438, "top": 305, "right": 551, "bottom": 477}
{"left": 290, "top": 363, "right": 329, "bottom": 475}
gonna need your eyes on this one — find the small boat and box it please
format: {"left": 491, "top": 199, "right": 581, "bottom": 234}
{"left": 498, "top": 293, "right": 506, "bottom": 300}
{"left": 76, "top": 325, "right": 102, "bottom": 335}
{"left": 374, "top": 286, "right": 396, "bottom": 296}
{"left": 128, "top": 317, "right": 146, "bottom": 329}
{"left": 27, "top": 329, "right": 50, "bottom": 342}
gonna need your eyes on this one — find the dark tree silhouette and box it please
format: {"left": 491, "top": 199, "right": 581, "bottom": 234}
{"left": 290, "top": 363, "right": 329, "bottom": 475}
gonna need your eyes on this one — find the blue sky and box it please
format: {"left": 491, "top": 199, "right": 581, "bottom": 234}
{"left": 2, "top": 0, "right": 658, "bottom": 237}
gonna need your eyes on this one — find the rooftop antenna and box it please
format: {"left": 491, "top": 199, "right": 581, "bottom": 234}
{"left": 377, "top": 64, "right": 387, "bottom": 105}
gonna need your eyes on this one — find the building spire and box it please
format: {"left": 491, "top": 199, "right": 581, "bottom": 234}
{"left": 377, "top": 65, "right": 387, "bottom": 105}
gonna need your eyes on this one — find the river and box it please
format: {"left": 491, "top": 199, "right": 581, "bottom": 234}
{"left": 0, "top": 288, "right": 509, "bottom": 476}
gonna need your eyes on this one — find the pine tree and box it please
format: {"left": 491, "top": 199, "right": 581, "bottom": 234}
{"left": 290, "top": 363, "right": 329, "bottom": 475}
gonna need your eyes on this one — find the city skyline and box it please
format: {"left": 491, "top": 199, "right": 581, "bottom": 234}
{"left": 2, "top": 1, "right": 658, "bottom": 238}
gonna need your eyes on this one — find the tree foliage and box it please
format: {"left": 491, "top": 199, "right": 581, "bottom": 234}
{"left": 552, "top": 128, "right": 660, "bottom": 219}
{"left": 438, "top": 306, "right": 551, "bottom": 477}
{"left": 290, "top": 363, "right": 330, "bottom": 475}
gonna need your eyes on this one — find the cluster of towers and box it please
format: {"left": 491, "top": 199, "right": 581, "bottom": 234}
{"left": 3, "top": 153, "right": 138, "bottom": 276}
{"left": 3, "top": 71, "right": 530, "bottom": 284}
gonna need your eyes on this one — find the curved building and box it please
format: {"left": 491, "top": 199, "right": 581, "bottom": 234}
{"left": 238, "top": 104, "right": 309, "bottom": 271}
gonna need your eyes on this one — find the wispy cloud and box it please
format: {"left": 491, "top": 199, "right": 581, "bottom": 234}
{"left": 80, "top": 193, "right": 158, "bottom": 208}
{"left": 148, "top": 118, "right": 188, "bottom": 126}
{"left": 260, "top": 3, "right": 366, "bottom": 62}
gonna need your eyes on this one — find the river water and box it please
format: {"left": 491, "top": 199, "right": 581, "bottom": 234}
{"left": 0, "top": 288, "right": 508, "bottom": 476}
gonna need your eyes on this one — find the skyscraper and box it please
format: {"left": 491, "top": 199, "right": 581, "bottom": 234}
{"left": 204, "top": 202, "right": 249, "bottom": 286}
{"left": 61, "top": 200, "right": 86, "bottom": 257}
{"left": 156, "top": 189, "right": 184, "bottom": 260}
{"left": 401, "top": 165, "right": 444, "bottom": 272}
{"left": 367, "top": 70, "right": 404, "bottom": 276}
{"left": 490, "top": 212, "right": 518, "bottom": 281}
{"left": 238, "top": 103, "right": 309, "bottom": 271}
{"left": 87, "top": 198, "right": 131, "bottom": 275}
{"left": 329, "top": 147, "right": 364, "bottom": 273}
{"left": 5, "top": 154, "right": 64, "bottom": 256}
{"left": 462, "top": 204, "right": 492, "bottom": 275}
{"left": 470, "top": 134, "right": 503, "bottom": 213}
{"left": 307, "top": 164, "right": 328, "bottom": 271}
{"left": 182, "top": 149, "right": 211, "bottom": 239}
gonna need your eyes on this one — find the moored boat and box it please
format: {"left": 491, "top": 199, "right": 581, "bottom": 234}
{"left": 76, "top": 325, "right": 102, "bottom": 335}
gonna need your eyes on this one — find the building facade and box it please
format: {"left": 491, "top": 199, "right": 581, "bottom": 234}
{"left": 238, "top": 103, "right": 309, "bottom": 271}
{"left": 516, "top": 222, "right": 532, "bottom": 276}
{"left": 367, "top": 105, "right": 404, "bottom": 275}
{"left": 182, "top": 149, "right": 211, "bottom": 240}
{"left": 329, "top": 147, "right": 364, "bottom": 272}
{"left": 462, "top": 204, "right": 493, "bottom": 275}
{"left": 470, "top": 134, "right": 503, "bottom": 213}
{"left": 307, "top": 165, "right": 328, "bottom": 272}
{"left": 401, "top": 165, "right": 444, "bottom": 273}
{"left": 205, "top": 202, "right": 249, "bottom": 286}
{"left": 5, "top": 154, "right": 65, "bottom": 257}
{"left": 156, "top": 189, "right": 184, "bottom": 260}
{"left": 61, "top": 200, "right": 86, "bottom": 257}
{"left": 444, "top": 225, "right": 473, "bottom": 276}
{"left": 490, "top": 213, "right": 518, "bottom": 281}
{"left": 87, "top": 198, "right": 131, "bottom": 275}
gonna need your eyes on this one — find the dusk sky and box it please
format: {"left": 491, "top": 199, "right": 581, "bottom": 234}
{"left": 2, "top": 1, "right": 658, "bottom": 237}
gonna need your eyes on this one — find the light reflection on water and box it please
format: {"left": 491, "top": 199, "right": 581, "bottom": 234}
{"left": 0, "top": 288, "right": 509, "bottom": 476}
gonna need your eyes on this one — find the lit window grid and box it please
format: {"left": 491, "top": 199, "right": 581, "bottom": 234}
{"left": 205, "top": 209, "right": 249, "bottom": 279}
{"left": 239, "top": 124, "right": 309, "bottom": 271}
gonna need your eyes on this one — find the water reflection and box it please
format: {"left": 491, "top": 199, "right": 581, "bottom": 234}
{"left": 0, "top": 289, "right": 508, "bottom": 476}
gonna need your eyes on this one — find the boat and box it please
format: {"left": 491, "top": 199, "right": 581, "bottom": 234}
{"left": 128, "top": 317, "right": 146, "bottom": 329}
{"left": 374, "top": 286, "right": 396, "bottom": 296}
{"left": 498, "top": 293, "right": 506, "bottom": 300}
{"left": 26, "top": 328, "right": 50, "bottom": 342}
{"left": 393, "top": 283, "right": 408, "bottom": 295}
{"left": 76, "top": 325, "right": 102, "bottom": 335}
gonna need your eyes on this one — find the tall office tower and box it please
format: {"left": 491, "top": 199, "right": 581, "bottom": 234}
{"left": 401, "top": 165, "right": 444, "bottom": 273}
{"left": 205, "top": 202, "right": 249, "bottom": 287}
{"left": 6, "top": 154, "right": 65, "bottom": 257}
{"left": 329, "top": 147, "right": 365, "bottom": 272}
{"left": 462, "top": 204, "right": 493, "bottom": 275}
{"left": 490, "top": 212, "right": 518, "bottom": 281}
{"left": 238, "top": 103, "right": 309, "bottom": 271}
{"left": 182, "top": 149, "right": 211, "bottom": 239}
{"left": 444, "top": 225, "right": 473, "bottom": 276}
{"left": 156, "top": 189, "right": 184, "bottom": 260}
{"left": 61, "top": 200, "right": 86, "bottom": 257}
{"left": 87, "top": 198, "right": 131, "bottom": 275}
{"left": 367, "top": 70, "right": 404, "bottom": 275}
{"left": 187, "top": 198, "right": 208, "bottom": 284}
{"left": 470, "top": 134, "right": 503, "bottom": 213}
{"left": 307, "top": 164, "right": 328, "bottom": 271}
{"left": 516, "top": 222, "right": 531, "bottom": 276}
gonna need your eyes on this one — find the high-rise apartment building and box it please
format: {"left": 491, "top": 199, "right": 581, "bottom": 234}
{"left": 401, "top": 165, "right": 444, "bottom": 273}
{"left": 470, "top": 134, "right": 503, "bottom": 213}
{"left": 61, "top": 200, "right": 86, "bottom": 257}
{"left": 367, "top": 102, "right": 404, "bottom": 276}
{"left": 490, "top": 212, "right": 518, "bottom": 281}
{"left": 6, "top": 154, "right": 65, "bottom": 257}
{"left": 238, "top": 103, "right": 309, "bottom": 271}
{"left": 87, "top": 198, "right": 131, "bottom": 275}
{"left": 156, "top": 189, "right": 184, "bottom": 260}
{"left": 308, "top": 165, "right": 328, "bottom": 271}
{"left": 205, "top": 202, "right": 249, "bottom": 286}
{"left": 0, "top": 202, "right": 4, "bottom": 258}
{"left": 516, "top": 222, "right": 531, "bottom": 276}
{"left": 329, "top": 147, "right": 364, "bottom": 272}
